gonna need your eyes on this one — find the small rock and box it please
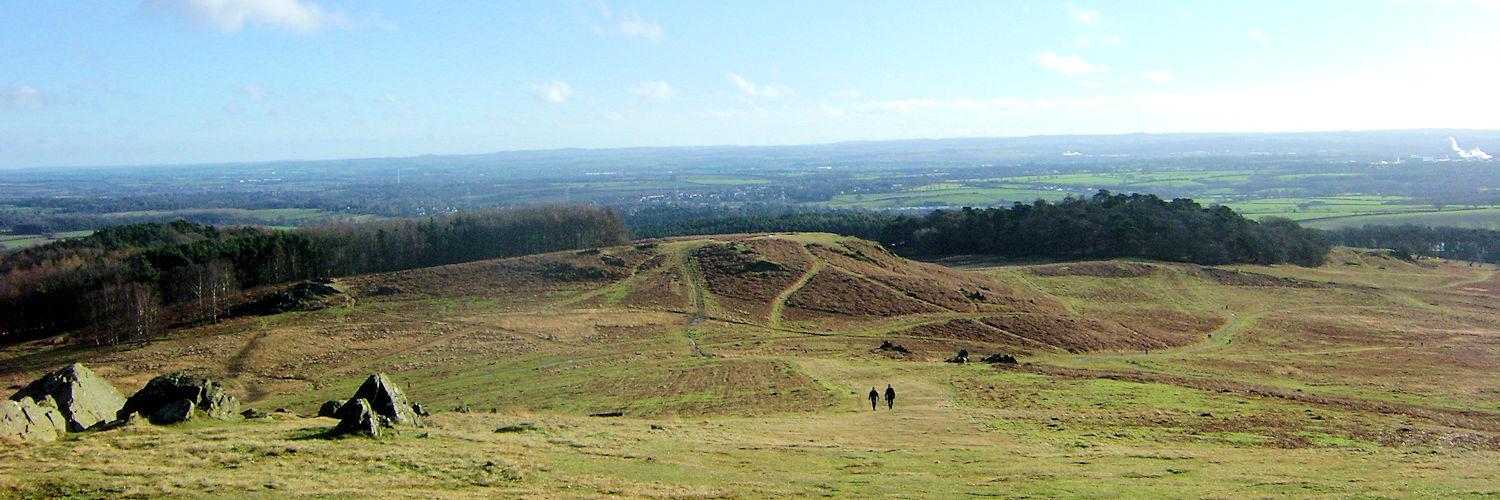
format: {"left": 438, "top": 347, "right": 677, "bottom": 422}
{"left": 241, "top": 408, "right": 270, "bottom": 419}
{"left": 317, "top": 400, "right": 344, "bottom": 418}
{"left": 410, "top": 403, "right": 430, "bottom": 417}
{"left": 980, "top": 354, "right": 1018, "bottom": 364}
{"left": 494, "top": 423, "right": 538, "bottom": 433}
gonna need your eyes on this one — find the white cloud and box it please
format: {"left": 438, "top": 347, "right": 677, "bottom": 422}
{"left": 603, "top": 111, "right": 624, "bottom": 122}
{"left": 833, "top": 88, "right": 862, "bottom": 100}
{"left": 1141, "top": 70, "right": 1173, "bottom": 83}
{"left": 532, "top": 81, "right": 572, "bottom": 104}
{"left": 592, "top": 5, "right": 665, "bottom": 43}
{"left": 618, "top": 15, "right": 665, "bottom": 43}
{"left": 142, "top": 0, "right": 351, "bottom": 34}
{"left": 1079, "top": 79, "right": 1099, "bottom": 88}
{"left": 728, "top": 74, "right": 795, "bottom": 98}
{"left": 235, "top": 83, "right": 271, "bottom": 99}
{"left": 1033, "top": 51, "right": 1107, "bottom": 78}
{"left": 0, "top": 86, "right": 45, "bottom": 111}
{"left": 631, "top": 80, "right": 674, "bottom": 99}
{"left": 1248, "top": 31, "right": 1270, "bottom": 44}
{"left": 1065, "top": 3, "right": 1101, "bottom": 25}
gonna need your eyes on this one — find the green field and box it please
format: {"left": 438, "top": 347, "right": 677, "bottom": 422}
{"left": 0, "top": 230, "right": 92, "bottom": 250}
{"left": 1304, "top": 207, "right": 1500, "bottom": 230}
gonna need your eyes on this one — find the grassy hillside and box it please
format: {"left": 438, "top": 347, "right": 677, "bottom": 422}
{"left": 2, "top": 236, "right": 1498, "bottom": 497}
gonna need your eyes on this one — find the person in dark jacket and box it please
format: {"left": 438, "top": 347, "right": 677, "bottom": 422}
{"left": 884, "top": 384, "right": 896, "bottom": 410}
{"left": 868, "top": 387, "right": 879, "bottom": 410}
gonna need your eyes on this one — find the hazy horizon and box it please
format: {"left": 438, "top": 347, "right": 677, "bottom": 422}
{"left": 4, "top": 1, "right": 1499, "bottom": 169}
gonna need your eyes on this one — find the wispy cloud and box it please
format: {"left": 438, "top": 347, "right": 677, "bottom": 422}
{"left": 832, "top": 88, "right": 862, "bottom": 100}
{"left": 1065, "top": 3, "right": 1101, "bottom": 25}
{"left": 235, "top": 83, "right": 272, "bottom": 99}
{"left": 618, "top": 15, "right": 664, "bottom": 43}
{"left": 631, "top": 80, "right": 674, "bottom": 99}
{"left": 592, "top": 4, "right": 665, "bottom": 43}
{"left": 0, "top": 85, "right": 45, "bottom": 111}
{"left": 1076, "top": 34, "right": 1121, "bottom": 47}
{"left": 1140, "top": 70, "right": 1173, "bottom": 83}
{"left": 1033, "top": 52, "right": 1107, "bottom": 77}
{"left": 728, "top": 74, "right": 795, "bottom": 98}
{"left": 142, "top": 0, "right": 351, "bottom": 34}
{"left": 1248, "top": 31, "right": 1270, "bottom": 44}
{"left": 532, "top": 81, "right": 572, "bottom": 104}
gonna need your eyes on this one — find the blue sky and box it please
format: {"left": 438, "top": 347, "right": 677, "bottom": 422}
{"left": 2, "top": 1, "right": 1498, "bottom": 168}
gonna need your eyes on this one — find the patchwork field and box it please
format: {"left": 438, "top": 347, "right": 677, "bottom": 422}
{"left": 3, "top": 234, "right": 1499, "bottom": 498}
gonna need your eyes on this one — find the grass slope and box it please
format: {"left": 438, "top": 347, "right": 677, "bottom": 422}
{"left": 2, "top": 237, "right": 1499, "bottom": 498}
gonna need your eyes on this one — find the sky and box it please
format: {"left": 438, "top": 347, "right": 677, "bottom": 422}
{"left": 2, "top": 0, "right": 1499, "bottom": 169}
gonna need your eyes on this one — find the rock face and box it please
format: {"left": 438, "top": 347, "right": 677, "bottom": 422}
{"left": 119, "top": 371, "right": 239, "bottom": 424}
{"left": 348, "top": 373, "right": 420, "bottom": 426}
{"left": 0, "top": 397, "right": 68, "bottom": 441}
{"left": 10, "top": 363, "right": 126, "bottom": 432}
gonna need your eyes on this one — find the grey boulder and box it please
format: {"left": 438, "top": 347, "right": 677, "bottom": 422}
{"left": 0, "top": 397, "right": 68, "bottom": 441}
{"left": 348, "top": 373, "right": 420, "bottom": 425}
{"left": 10, "top": 363, "right": 126, "bottom": 432}
{"left": 119, "top": 371, "right": 239, "bottom": 422}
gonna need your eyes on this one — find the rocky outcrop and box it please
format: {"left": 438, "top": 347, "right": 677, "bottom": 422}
{"left": 119, "top": 372, "right": 239, "bottom": 424}
{"left": 347, "top": 373, "right": 420, "bottom": 426}
{"left": 242, "top": 280, "right": 352, "bottom": 316}
{"left": 0, "top": 397, "right": 67, "bottom": 441}
{"left": 980, "top": 353, "right": 1018, "bottom": 364}
{"left": 10, "top": 363, "right": 126, "bottom": 432}
{"left": 330, "top": 373, "right": 425, "bottom": 437}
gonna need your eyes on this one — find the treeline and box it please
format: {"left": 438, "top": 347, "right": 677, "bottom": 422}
{"left": 0, "top": 205, "right": 627, "bottom": 345}
{"left": 636, "top": 191, "right": 1331, "bottom": 266}
{"left": 1325, "top": 225, "right": 1500, "bottom": 262}
{"left": 631, "top": 211, "right": 900, "bottom": 241}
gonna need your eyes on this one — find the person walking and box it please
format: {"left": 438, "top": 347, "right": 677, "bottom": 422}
{"left": 867, "top": 387, "right": 879, "bottom": 411}
{"left": 884, "top": 384, "right": 896, "bottom": 410}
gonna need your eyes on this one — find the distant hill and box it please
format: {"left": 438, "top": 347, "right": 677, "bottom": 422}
{"left": 12, "top": 129, "right": 1498, "bottom": 179}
